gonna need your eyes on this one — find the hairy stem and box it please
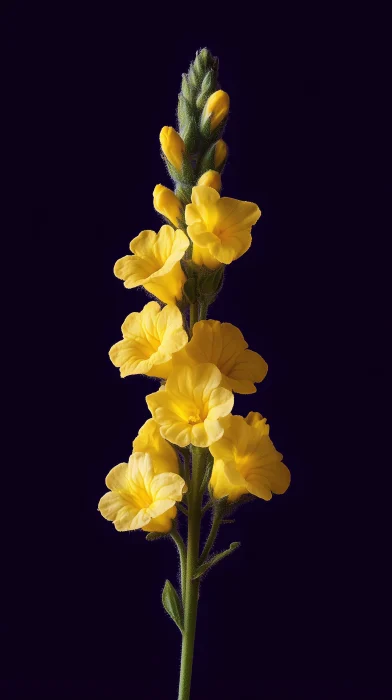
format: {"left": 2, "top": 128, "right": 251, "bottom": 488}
{"left": 177, "top": 446, "right": 205, "bottom": 700}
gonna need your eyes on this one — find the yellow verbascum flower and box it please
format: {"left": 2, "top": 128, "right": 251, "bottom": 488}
{"left": 109, "top": 301, "right": 188, "bottom": 379}
{"left": 133, "top": 418, "right": 179, "bottom": 475}
{"left": 214, "top": 139, "right": 228, "bottom": 168}
{"left": 153, "top": 184, "right": 183, "bottom": 227}
{"left": 98, "top": 452, "right": 186, "bottom": 532}
{"left": 185, "top": 186, "right": 261, "bottom": 269}
{"left": 197, "top": 170, "right": 222, "bottom": 192}
{"left": 114, "top": 225, "right": 189, "bottom": 305}
{"left": 146, "top": 363, "right": 234, "bottom": 448}
{"left": 160, "top": 126, "right": 185, "bottom": 172}
{"left": 209, "top": 412, "right": 290, "bottom": 502}
{"left": 174, "top": 320, "right": 267, "bottom": 394}
{"left": 202, "top": 90, "right": 230, "bottom": 131}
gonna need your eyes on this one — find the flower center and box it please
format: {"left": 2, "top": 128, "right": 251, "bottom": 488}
{"left": 188, "top": 410, "right": 201, "bottom": 425}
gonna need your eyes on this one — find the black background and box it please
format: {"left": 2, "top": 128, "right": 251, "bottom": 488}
{"left": 2, "top": 2, "right": 390, "bottom": 699}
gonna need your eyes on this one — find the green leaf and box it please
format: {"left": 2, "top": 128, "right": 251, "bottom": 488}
{"left": 162, "top": 580, "right": 184, "bottom": 633}
{"left": 183, "top": 277, "right": 197, "bottom": 304}
{"left": 192, "top": 542, "right": 240, "bottom": 580}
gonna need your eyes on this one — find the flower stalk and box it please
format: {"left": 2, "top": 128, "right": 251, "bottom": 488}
{"left": 98, "top": 47, "right": 291, "bottom": 700}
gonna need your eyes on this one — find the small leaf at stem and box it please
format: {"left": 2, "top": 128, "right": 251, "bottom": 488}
{"left": 162, "top": 580, "right": 184, "bottom": 633}
{"left": 199, "top": 454, "right": 213, "bottom": 494}
{"left": 192, "top": 542, "right": 240, "bottom": 580}
{"left": 146, "top": 532, "right": 166, "bottom": 541}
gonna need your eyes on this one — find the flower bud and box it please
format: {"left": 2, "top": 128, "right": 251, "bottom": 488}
{"left": 153, "top": 185, "right": 183, "bottom": 226}
{"left": 197, "top": 170, "right": 222, "bottom": 192}
{"left": 214, "top": 139, "right": 228, "bottom": 168}
{"left": 201, "top": 90, "right": 230, "bottom": 131}
{"left": 159, "top": 127, "right": 185, "bottom": 172}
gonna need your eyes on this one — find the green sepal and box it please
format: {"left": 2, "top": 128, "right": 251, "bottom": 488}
{"left": 175, "top": 184, "right": 193, "bottom": 206}
{"left": 162, "top": 580, "right": 184, "bottom": 633}
{"left": 183, "top": 277, "right": 197, "bottom": 304}
{"left": 192, "top": 542, "right": 241, "bottom": 580}
{"left": 146, "top": 532, "right": 166, "bottom": 541}
{"left": 200, "top": 112, "right": 213, "bottom": 140}
{"left": 199, "top": 265, "right": 224, "bottom": 296}
{"left": 197, "top": 143, "right": 217, "bottom": 177}
{"left": 196, "top": 70, "right": 217, "bottom": 111}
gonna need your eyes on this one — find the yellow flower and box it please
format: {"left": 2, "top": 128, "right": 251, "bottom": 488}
{"left": 202, "top": 90, "right": 230, "bottom": 131}
{"left": 159, "top": 126, "right": 185, "bottom": 172}
{"left": 98, "top": 452, "right": 186, "bottom": 532}
{"left": 114, "top": 225, "right": 189, "bottom": 305}
{"left": 109, "top": 301, "right": 188, "bottom": 379}
{"left": 133, "top": 418, "right": 179, "bottom": 475}
{"left": 185, "top": 186, "right": 261, "bottom": 269}
{"left": 197, "top": 170, "right": 222, "bottom": 192}
{"left": 146, "top": 363, "right": 234, "bottom": 448}
{"left": 174, "top": 320, "right": 267, "bottom": 394}
{"left": 153, "top": 184, "right": 183, "bottom": 227}
{"left": 214, "top": 139, "right": 228, "bottom": 168}
{"left": 209, "top": 413, "right": 291, "bottom": 502}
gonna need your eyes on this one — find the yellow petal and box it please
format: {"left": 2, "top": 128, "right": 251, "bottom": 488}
{"left": 133, "top": 418, "right": 179, "bottom": 474}
{"left": 206, "top": 387, "right": 234, "bottom": 421}
{"left": 104, "top": 462, "right": 130, "bottom": 492}
{"left": 142, "top": 507, "right": 177, "bottom": 533}
{"left": 98, "top": 491, "right": 129, "bottom": 521}
{"left": 149, "top": 472, "right": 186, "bottom": 502}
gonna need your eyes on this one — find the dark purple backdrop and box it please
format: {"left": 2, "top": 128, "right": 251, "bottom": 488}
{"left": 2, "top": 3, "right": 389, "bottom": 699}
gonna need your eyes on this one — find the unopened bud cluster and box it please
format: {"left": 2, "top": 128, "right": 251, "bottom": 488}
{"left": 158, "top": 49, "right": 229, "bottom": 205}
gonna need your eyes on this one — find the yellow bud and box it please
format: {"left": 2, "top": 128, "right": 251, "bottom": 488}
{"left": 214, "top": 139, "right": 228, "bottom": 168}
{"left": 202, "top": 90, "right": 230, "bottom": 131}
{"left": 153, "top": 185, "right": 183, "bottom": 226}
{"left": 197, "top": 170, "right": 222, "bottom": 192}
{"left": 159, "top": 126, "right": 185, "bottom": 172}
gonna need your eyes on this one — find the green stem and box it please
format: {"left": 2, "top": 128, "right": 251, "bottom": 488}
{"left": 199, "top": 504, "right": 222, "bottom": 566}
{"left": 171, "top": 527, "right": 187, "bottom": 604}
{"left": 189, "top": 303, "right": 198, "bottom": 335}
{"left": 182, "top": 448, "right": 191, "bottom": 490}
{"left": 178, "top": 447, "right": 205, "bottom": 700}
{"left": 199, "top": 299, "right": 209, "bottom": 321}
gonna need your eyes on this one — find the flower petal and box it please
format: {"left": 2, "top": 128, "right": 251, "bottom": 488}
{"left": 150, "top": 472, "right": 186, "bottom": 501}
{"left": 98, "top": 491, "right": 129, "bottom": 521}
{"left": 114, "top": 506, "right": 150, "bottom": 531}
{"left": 104, "top": 462, "right": 131, "bottom": 492}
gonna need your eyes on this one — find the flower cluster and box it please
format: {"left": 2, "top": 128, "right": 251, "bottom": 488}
{"left": 99, "top": 49, "right": 290, "bottom": 537}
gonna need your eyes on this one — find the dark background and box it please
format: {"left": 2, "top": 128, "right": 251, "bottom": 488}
{"left": 2, "top": 2, "right": 390, "bottom": 699}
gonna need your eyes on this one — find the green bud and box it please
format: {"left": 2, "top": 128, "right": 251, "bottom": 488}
{"left": 181, "top": 116, "right": 199, "bottom": 154}
{"left": 177, "top": 94, "right": 193, "bottom": 134}
{"left": 181, "top": 73, "right": 193, "bottom": 102}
